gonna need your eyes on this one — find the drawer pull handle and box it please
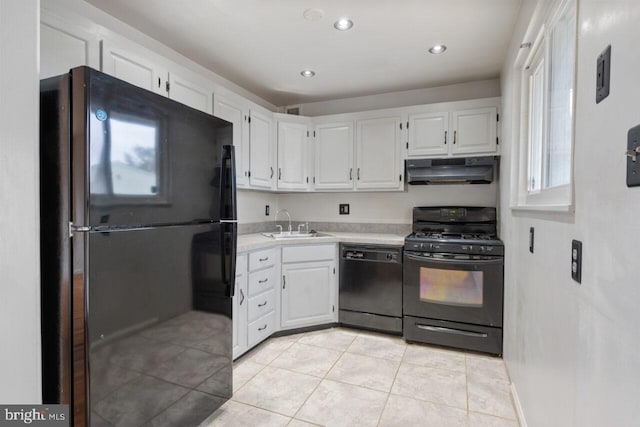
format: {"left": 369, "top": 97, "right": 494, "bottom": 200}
{"left": 239, "top": 289, "right": 245, "bottom": 306}
{"left": 258, "top": 278, "right": 268, "bottom": 284}
{"left": 259, "top": 257, "right": 269, "bottom": 262}
{"left": 258, "top": 301, "right": 267, "bottom": 307}
{"left": 258, "top": 324, "right": 267, "bottom": 331}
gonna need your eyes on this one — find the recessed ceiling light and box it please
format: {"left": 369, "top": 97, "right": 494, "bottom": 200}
{"left": 429, "top": 44, "right": 447, "bottom": 54}
{"left": 300, "top": 70, "right": 316, "bottom": 78}
{"left": 334, "top": 18, "right": 354, "bottom": 31}
{"left": 303, "top": 8, "right": 324, "bottom": 22}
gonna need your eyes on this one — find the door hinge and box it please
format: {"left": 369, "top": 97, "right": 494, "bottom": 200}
{"left": 307, "top": 130, "right": 309, "bottom": 137}
{"left": 165, "top": 81, "right": 170, "bottom": 92}
{"left": 497, "top": 113, "right": 500, "bottom": 122}
{"left": 333, "top": 267, "right": 335, "bottom": 274}
{"left": 406, "top": 121, "right": 409, "bottom": 129}
{"left": 400, "top": 123, "right": 403, "bottom": 130}
{"left": 496, "top": 137, "right": 499, "bottom": 145}
{"left": 399, "top": 174, "right": 402, "bottom": 182}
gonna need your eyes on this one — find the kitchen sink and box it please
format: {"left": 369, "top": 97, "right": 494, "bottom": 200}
{"left": 262, "top": 231, "right": 332, "bottom": 239}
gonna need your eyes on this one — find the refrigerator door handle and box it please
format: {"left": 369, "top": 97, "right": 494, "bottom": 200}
{"left": 220, "top": 145, "right": 237, "bottom": 221}
{"left": 223, "top": 222, "right": 237, "bottom": 298}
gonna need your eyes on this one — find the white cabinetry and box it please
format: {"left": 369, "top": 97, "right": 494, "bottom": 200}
{"left": 246, "top": 248, "right": 279, "bottom": 348}
{"left": 407, "top": 112, "right": 449, "bottom": 157}
{"left": 451, "top": 107, "right": 498, "bottom": 155}
{"left": 214, "top": 93, "right": 250, "bottom": 187}
{"left": 101, "top": 40, "right": 168, "bottom": 96}
{"left": 406, "top": 104, "right": 499, "bottom": 158}
{"left": 276, "top": 115, "right": 311, "bottom": 191}
{"left": 249, "top": 109, "right": 276, "bottom": 190}
{"left": 281, "top": 245, "right": 336, "bottom": 330}
{"left": 40, "top": 12, "right": 99, "bottom": 79}
{"left": 314, "top": 122, "right": 355, "bottom": 190}
{"left": 355, "top": 116, "right": 403, "bottom": 190}
{"left": 233, "top": 254, "right": 248, "bottom": 359}
{"left": 101, "top": 39, "right": 213, "bottom": 113}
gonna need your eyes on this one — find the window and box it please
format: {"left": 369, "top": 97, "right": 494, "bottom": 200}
{"left": 516, "top": 0, "right": 576, "bottom": 210}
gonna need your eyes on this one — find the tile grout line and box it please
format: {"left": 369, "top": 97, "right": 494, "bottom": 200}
{"left": 376, "top": 342, "right": 409, "bottom": 427}
{"left": 289, "top": 332, "right": 357, "bottom": 423}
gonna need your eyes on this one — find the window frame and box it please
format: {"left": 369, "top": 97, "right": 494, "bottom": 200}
{"left": 512, "top": 0, "right": 577, "bottom": 212}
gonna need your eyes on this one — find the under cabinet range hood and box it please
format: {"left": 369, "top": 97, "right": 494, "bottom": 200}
{"left": 406, "top": 156, "right": 496, "bottom": 185}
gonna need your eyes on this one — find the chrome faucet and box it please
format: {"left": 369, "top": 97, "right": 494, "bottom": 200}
{"left": 274, "top": 209, "right": 292, "bottom": 234}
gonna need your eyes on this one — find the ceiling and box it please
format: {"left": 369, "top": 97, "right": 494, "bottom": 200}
{"left": 85, "top": 0, "right": 522, "bottom": 106}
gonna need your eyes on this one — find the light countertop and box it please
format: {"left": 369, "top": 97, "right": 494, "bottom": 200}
{"left": 237, "top": 231, "right": 405, "bottom": 252}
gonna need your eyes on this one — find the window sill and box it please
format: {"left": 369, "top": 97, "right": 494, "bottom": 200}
{"left": 510, "top": 203, "right": 574, "bottom": 214}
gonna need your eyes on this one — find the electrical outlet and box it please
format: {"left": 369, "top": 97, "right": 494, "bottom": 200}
{"left": 571, "top": 240, "right": 582, "bottom": 283}
{"left": 265, "top": 205, "right": 270, "bottom": 216}
{"left": 529, "top": 227, "right": 535, "bottom": 253}
{"left": 339, "top": 204, "right": 350, "bottom": 215}
{"left": 626, "top": 124, "right": 640, "bottom": 187}
{"left": 596, "top": 45, "right": 611, "bottom": 103}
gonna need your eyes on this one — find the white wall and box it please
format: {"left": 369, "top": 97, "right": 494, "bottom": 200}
{"left": 500, "top": 1, "right": 640, "bottom": 426}
{"left": 297, "top": 79, "right": 501, "bottom": 116}
{"left": 237, "top": 190, "right": 279, "bottom": 223}
{"left": 279, "top": 184, "right": 498, "bottom": 224}
{"left": 0, "top": 0, "right": 42, "bottom": 403}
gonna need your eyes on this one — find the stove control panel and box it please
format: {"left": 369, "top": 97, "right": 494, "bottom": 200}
{"left": 405, "top": 241, "right": 504, "bottom": 256}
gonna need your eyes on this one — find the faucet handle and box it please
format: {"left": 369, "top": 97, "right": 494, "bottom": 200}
{"left": 297, "top": 223, "right": 305, "bottom": 233}
{"left": 275, "top": 224, "right": 283, "bottom": 233}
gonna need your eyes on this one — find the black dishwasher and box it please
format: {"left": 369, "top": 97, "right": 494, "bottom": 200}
{"left": 339, "top": 244, "right": 403, "bottom": 334}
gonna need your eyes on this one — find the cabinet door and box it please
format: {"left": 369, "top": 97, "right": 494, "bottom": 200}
{"left": 355, "top": 117, "right": 402, "bottom": 190}
{"left": 40, "top": 15, "right": 99, "bottom": 79}
{"left": 168, "top": 72, "right": 212, "bottom": 114}
{"left": 281, "top": 261, "right": 335, "bottom": 329}
{"left": 214, "top": 94, "right": 250, "bottom": 187}
{"left": 233, "top": 255, "right": 248, "bottom": 359}
{"left": 232, "top": 274, "right": 248, "bottom": 359}
{"left": 451, "top": 107, "right": 498, "bottom": 155}
{"left": 101, "top": 40, "right": 168, "bottom": 96}
{"left": 277, "top": 122, "right": 308, "bottom": 191}
{"left": 407, "top": 112, "right": 449, "bottom": 157}
{"left": 314, "top": 122, "right": 354, "bottom": 190}
{"left": 249, "top": 110, "right": 275, "bottom": 189}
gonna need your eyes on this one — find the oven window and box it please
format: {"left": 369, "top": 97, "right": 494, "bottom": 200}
{"left": 419, "top": 267, "right": 483, "bottom": 307}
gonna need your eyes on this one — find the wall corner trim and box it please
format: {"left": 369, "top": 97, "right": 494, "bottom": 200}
{"left": 510, "top": 382, "right": 528, "bottom": 427}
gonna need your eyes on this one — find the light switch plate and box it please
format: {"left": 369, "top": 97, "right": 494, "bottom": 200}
{"left": 627, "top": 124, "right": 640, "bottom": 187}
{"left": 596, "top": 45, "right": 611, "bottom": 104}
{"left": 571, "top": 240, "right": 582, "bottom": 283}
{"left": 339, "top": 204, "right": 350, "bottom": 215}
{"left": 265, "top": 205, "right": 270, "bottom": 216}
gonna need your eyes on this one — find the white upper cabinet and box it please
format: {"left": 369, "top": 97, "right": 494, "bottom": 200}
{"left": 214, "top": 93, "right": 250, "bottom": 188}
{"left": 407, "top": 112, "right": 449, "bottom": 157}
{"left": 277, "top": 119, "right": 310, "bottom": 191}
{"left": 167, "top": 71, "right": 212, "bottom": 114}
{"left": 355, "top": 116, "right": 403, "bottom": 190}
{"left": 314, "top": 122, "right": 355, "bottom": 190}
{"left": 451, "top": 107, "right": 498, "bottom": 155}
{"left": 40, "top": 13, "right": 99, "bottom": 79}
{"left": 101, "top": 40, "right": 168, "bottom": 96}
{"left": 249, "top": 109, "right": 275, "bottom": 190}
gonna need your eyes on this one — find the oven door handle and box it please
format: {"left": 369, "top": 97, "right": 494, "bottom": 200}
{"left": 416, "top": 324, "right": 488, "bottom": 338}
{"left": 405, "top": 252, "right": 502, "bottom": 264}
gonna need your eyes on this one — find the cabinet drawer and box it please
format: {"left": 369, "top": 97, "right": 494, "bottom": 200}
{"left": 282, "top": 244, "right": 335, "bottom": 263}
{"left": 248, "top": 289, "right": 275, "bottom": 323}
{"left": 249, "top": 248, "right": 277, "bottom": 271}
{"left": 248, "top": 311, "right": 276, "bottom": 348}
{"left": 236, "top": 253, "right": 247, "bottom": 276}
{"left": 248, "top": 266, "right": 276, "bottom": 297}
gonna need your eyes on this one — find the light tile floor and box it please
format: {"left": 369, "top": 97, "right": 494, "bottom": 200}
{"left": 201, "top": 327, "right": 520, "bottom": 427}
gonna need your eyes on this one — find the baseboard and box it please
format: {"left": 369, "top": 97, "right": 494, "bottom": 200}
{"left": 510, "top": 382, "right": 528, "bottom": 427}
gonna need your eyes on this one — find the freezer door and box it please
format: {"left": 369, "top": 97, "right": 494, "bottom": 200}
{"left": 86, "top": 223, "right": 233, "bottom": 426}
{"left": 71, "top": 67, "right": 234, "bottom": 227}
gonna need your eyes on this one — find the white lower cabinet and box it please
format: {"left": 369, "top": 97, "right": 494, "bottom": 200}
{"left": 232, "top": 254, "right": 248, "bottom": 359}
{"left": 281, "top": 244, "right": 337, "bottom": 330}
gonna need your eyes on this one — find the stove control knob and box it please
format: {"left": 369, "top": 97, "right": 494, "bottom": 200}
{"left": 461, "top": 245, "right": 469, "bottom": 251}
{"left": 480, "top": 246, "right": 486, "bottom": 252}
{"left": 419, "top": 243, "right": 425, "bottom": 249}
{"left": 429, "top": 243, "right": 434, "bottom": 249}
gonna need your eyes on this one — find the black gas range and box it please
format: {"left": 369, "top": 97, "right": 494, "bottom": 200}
{"left": 403, "top": 207, "right": 504, "bottom": 355}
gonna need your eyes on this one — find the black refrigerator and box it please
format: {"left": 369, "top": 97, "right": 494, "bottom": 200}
{"left": 40, "top": 66, "right": 237, "bottom": 427}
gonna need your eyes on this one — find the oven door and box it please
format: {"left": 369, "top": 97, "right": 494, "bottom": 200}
{"left": 403, "top": 251, "right": 503, "bottom": 327}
